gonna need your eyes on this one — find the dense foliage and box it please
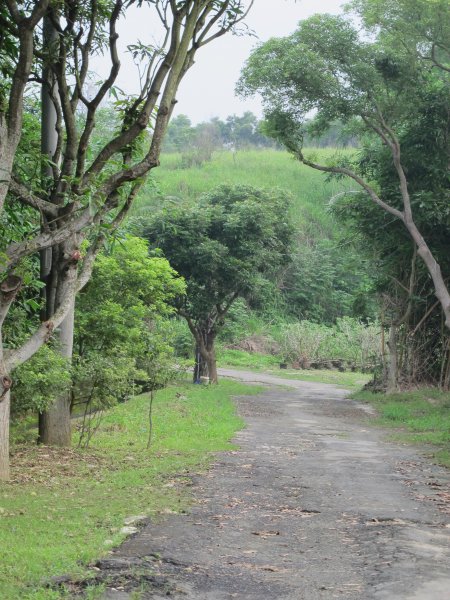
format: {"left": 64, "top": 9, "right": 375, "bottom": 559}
{"left": 238, "top": 0, "right": 450, "bottom": 388}
{"left": 143, "top": 184, "right": 293, "bottom": 381}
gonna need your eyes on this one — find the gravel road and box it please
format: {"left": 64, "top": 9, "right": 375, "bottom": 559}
{"left": 99, "top": 370, "right": 450, "bottom": 600}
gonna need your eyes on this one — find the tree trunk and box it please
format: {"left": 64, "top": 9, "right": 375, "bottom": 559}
{"left": 38, "top": 305, "right": 74, "bottom": 446}
{"left": 387, "top": 325, "right": 398, "bottom": 394}
{"left": 193, "top": 342, "right": 208, "bottom": 383}
{"left": 0, "top": 390, "right": 11, "bottom": 480}
{"left": 38, "top": 17, "right": 74, "bottom": 447}
{"left": 203, "top": 330, "right": 218, "bottom": 384}
{"left": 0, "top": 275, "right": 22, "bottom": 479}
{"left": 206, "top": 351, "right": 218, "bottom": 384}
{"left": 192, "top": 328, "right": 218, "bottom": 384}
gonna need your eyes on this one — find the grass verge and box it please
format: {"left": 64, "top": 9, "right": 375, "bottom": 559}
{"left": 265, "top": 368, "right": 371, "bottom": 390}
{"left": 218, "top": 347, "right": 370, "bottom": 390}
{"left": 353, "top": 388, "right": 450, "bottom": 467}
{"left": 1, "top": 379, "right": 261, "bottom": 599}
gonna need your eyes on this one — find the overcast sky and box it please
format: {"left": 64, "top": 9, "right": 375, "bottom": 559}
{"left": 99, "top": 0, "right": 345, "bottom": 124}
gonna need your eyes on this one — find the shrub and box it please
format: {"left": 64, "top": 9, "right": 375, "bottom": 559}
{"left": 277, "top": 318, "right": 381, "bottom": 368}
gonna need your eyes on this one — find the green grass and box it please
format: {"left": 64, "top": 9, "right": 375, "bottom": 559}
{"left": 1, "top": 379, "right": 261, "bottom": 599}
{"left": 217, "top": 347, "right": 370, "bottom": 390}
{"left": 217, "top": 347, "right": 281, "bottom": 370}
{"left": 134, "top": 148, "right": 352, "bottom": 231}
{"left": 353, "top": 388, "right": 450, "bottom": 466}
{"left": 265, "top": 368, "right": 371, "bottom": 390}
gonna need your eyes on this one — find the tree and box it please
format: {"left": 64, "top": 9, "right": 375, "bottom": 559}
{"left": 330, "top": 80, "right": 450, "bottom": 389}
{"left": 351, "top": 0, "right": 449, "bottom": 73}
{"left": 0, "top": 0, "right": 253, "bottom": 479}
{"left": 73, "top": 235, "right": 184, "bottom": 446}
{"left": 237, "top": 7, "right": 450, "bottom": 331}
{"left": 163, "top": 114, "right": 195, "bottom": 152}
{"left": 144, "top": 184, "right": 293, "bottom": 382}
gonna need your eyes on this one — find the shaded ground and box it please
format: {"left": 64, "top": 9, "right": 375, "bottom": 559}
{"left": 95, "top": 370, "right": 450, "bottom": 599}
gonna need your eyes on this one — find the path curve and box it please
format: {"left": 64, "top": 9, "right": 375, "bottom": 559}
{"left": 99, "top": 370, "right": 450, "bottom": 600}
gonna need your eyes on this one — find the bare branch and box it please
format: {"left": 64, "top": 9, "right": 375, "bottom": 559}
{"left": 298, "top": 150, "right": 404, "bottom": 221}
{"left": 75, "top": 1, "right": 123, "bottom": 180}
{"left": 5, "top": 266, "right": 77, "bottom": 371}
{"left": 8, "top": 179, "right": 59, "bottom": 217}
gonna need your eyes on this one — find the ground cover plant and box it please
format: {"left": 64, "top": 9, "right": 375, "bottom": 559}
{"left": 1, "top": 379, "right": 260, "bottom": 599}
{"left": 353, "top": 388, "right": 450, "bottom": 467}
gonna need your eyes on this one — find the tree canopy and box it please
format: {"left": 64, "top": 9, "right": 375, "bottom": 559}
{"left": 144, "top": 184, "right": 293, "bottom": 381}
{"left": 0, "top": 0, "right": 253, "bottom": 479}
{"left": 238, "top": 4, "right": 450, "bottom": 332}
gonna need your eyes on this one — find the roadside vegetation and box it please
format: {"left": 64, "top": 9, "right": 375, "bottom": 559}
{"left": 353, "top": 388, "right": 450, "bottom": 468}
{"left": 0, "top": 0, "right": 448, "bottom": 596}
{"left": 3, "top": 380, "right": 259, "bottom": 599}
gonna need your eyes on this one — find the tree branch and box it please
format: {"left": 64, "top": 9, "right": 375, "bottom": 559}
{"left": 0, "top": 275, "right": 22, "bottom": 328}
{"left": 5, "top": 265, "right": 77, "bottom": 372}
{"left": 8, "top": 179, "right": 59, "bottom": 217}
{"left": 298, "top": 150, "right": 404, "bottom": 221}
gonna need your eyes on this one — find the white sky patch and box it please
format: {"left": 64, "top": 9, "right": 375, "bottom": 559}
{"left": 92, "top": 0, "right": 344, "bottom": 123}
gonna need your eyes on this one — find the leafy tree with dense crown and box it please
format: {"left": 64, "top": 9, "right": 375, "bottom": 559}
{"left": 72, "top": 235, "right": 184, "bottom": 444}
{"left": 237, "top": 5, "right": 450, "bottom": 332}
{"left": 0, "top": 0, "right": 253, "bottom": 479}
{"left": 144, "top": 184, "right": 293, "bottom": 383}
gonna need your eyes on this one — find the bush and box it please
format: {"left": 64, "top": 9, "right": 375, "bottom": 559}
{"left": 11, "top": 346, "right": 71, "bottom": 415}
{"left": 277, "top": 317, "right": 381, "bottom": 368}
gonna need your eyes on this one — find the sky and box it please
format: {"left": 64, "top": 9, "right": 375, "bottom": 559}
{"left": 98, "top": 0, "right": 345, "bottom": 124}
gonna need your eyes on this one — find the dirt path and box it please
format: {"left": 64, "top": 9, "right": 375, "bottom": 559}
{"left": 98, "top": 370, "right": 450, "bottom": 600}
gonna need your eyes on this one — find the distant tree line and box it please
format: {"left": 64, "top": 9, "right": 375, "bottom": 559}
{"left": 163, "top": 111, "right": 355, "bottom": 158}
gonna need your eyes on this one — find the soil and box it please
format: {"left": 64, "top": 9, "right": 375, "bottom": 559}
{"left": 96, "top": 370, "right": 450, "bottom": 600}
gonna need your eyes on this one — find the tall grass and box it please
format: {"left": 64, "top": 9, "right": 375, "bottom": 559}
{"left": 275, "top": 318, "right": 381, "bottom": 367}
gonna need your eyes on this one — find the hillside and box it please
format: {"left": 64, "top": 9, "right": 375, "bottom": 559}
{"left": 134, "top": 148, "right": 353, "bottom": 234}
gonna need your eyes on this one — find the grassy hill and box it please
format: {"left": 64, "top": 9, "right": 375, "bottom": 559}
{"left": 133, "top": 148, "right": 353, "bottom": 234}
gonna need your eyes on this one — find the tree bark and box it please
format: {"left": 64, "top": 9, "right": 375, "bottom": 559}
{"left": 0, "top": 388, "right": 11, "bottom": 480}
{"left": 387, "top": 325, "right": 398, "bottom": 394}
{"left": 187, "top": 319, "right": 219, "bottom": 384}
{"left": 201, "top": 329, "right": 218, "bottom": 384}
{"left": 37, "top": 16, "right": 75, "bottom": 447}
{"left": 206, "top": 349, "right": 218, "bottom": 384}
{"left": 193, "top": 342, "right": 208, "bottom": 383}
{"left": 38, "top": 303, "right": 74, "bottom": 446}
{"left": 0, "top": 275, "right": 22, "bottom": 479}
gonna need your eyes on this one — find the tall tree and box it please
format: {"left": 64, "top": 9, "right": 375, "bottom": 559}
{"left": 0, "top": 0, "right": 253, "bottom": 479}
{"left": 144, "top": 184, "right": 293, "bottom": 383}
{"left": 238, "top": 6, "right": 450, "bottom": 330}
